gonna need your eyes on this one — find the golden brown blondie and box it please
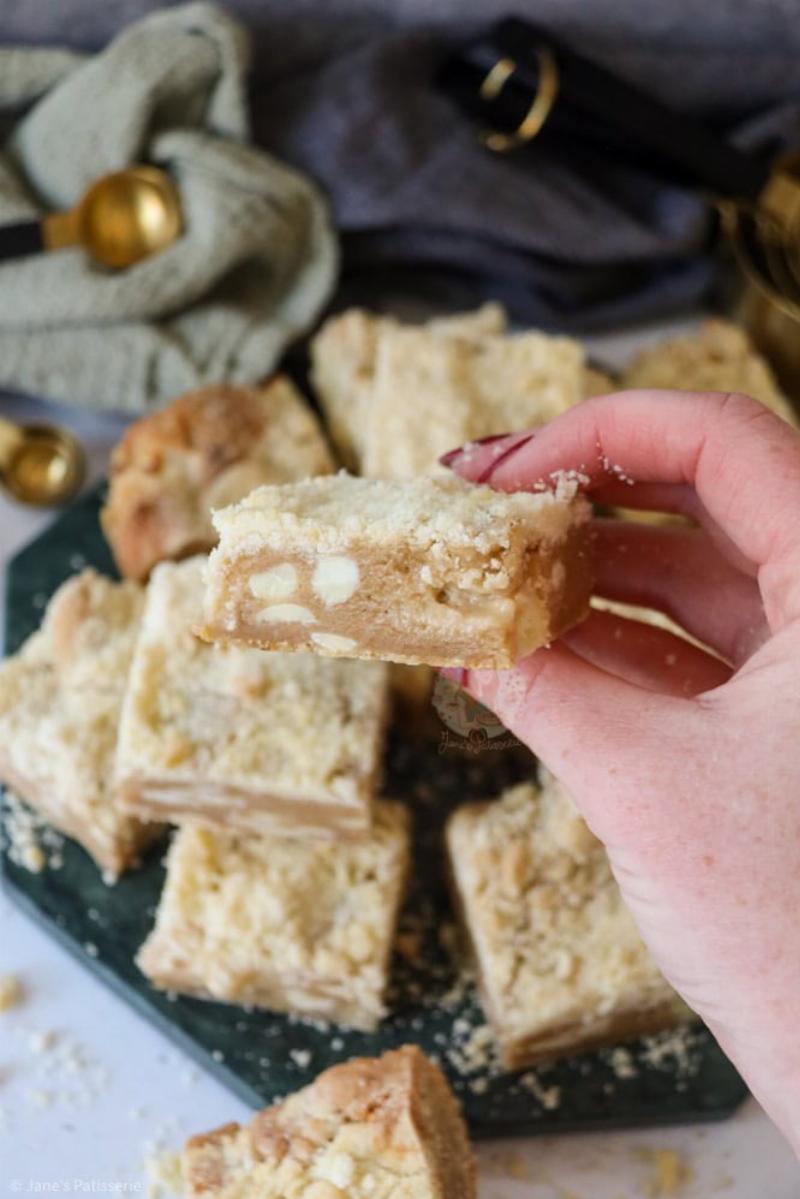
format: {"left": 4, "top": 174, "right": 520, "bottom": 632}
{"left": 446, "top": 774, "right": 690, "bottom": 1068}
{"left": 117, "top": 557, "right": 389, "bottom": 839}
{"left": 310, "top": 304, "right": 507, "bottom": 470}
{"left": 200, "top": 474, "right": 591, "bottom": 670}
{"left": 183, "top": 1046, "right": 476, "bottom": 1198}
{"left": 0, "top": 570, "right": 156, "bottom": 879}
{"left": 138, "top": 801, "right": 409, "bottom": 1030}
{"left": 363, "top": 325, "right": 604, "bottom": 478}
{"left": 621, "top": 319, "right": 797, "bottom": 425}
{"left": 102, "top": 378, "right": 334, "bottom": 581}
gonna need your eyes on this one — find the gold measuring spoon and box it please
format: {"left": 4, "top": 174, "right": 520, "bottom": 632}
{"left": 0, "top": 166, "right": 182, "bottom": 270}
{"left": 0, "top": 416, "right": 86, "bottom": 506}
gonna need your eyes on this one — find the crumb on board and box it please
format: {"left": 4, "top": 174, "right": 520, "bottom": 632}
{"left": 3, "top": 790, "right": 46, "bottom": 872}
{"left": 519, "top": 1070, "right": 562, "bottom": 1110}
{"left": 2, "top": 789, "right": 65, "bottom": 873}
{"left": 0, "top": 974, "right": 23, "bottom": 1011}
{"left": 639, "top": 1026, "right": 702, "bottom": 1078}
{"left": 608, "top": 1045, "right": 638, "bottom": 1080}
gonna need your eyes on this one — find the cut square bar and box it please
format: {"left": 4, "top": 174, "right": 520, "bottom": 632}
{"left": 200, "top": 474, "right": 591, "bottom": 670}
{"left": 116, "top": 557, "right": 389, "bottom": 839}
{"left": 137, "top": 800, "right": 410, "bottom": 1031}
{"left": 446, "top": 775, "right": 691, "bottom": 1069}
{"left": 363, "top": 325, "right": 607, "bottom": 479}
{"left": 311, "top": 303, "right": 507, "bottom": 470}
{"left": 0, "top": 570, "right": 156, "bottom": 879}
{"left": 102, "top": 377, "right": 334, "bottom": 581}
{"left": 182, "top": 1045, "right": 476, "bottom": 1198}
{"left": 621, "top": 319, "right": 797, "bottom": 427}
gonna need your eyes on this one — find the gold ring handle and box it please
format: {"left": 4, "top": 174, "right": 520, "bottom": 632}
{"left": 478, "top": 47, "right": 560, "bottom": 153}
{"left": 479, "top": 57, "right": 516, "bottom": 103}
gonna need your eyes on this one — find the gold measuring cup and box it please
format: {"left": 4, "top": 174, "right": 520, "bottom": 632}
{"left": 721, "top": 154, "right": 800, "bottom": 401}
{"left": 0, "top": 416, "right": 86, "bottom": 506}
{"left": 0, "top": 166, "right": 182, "bottom": 270}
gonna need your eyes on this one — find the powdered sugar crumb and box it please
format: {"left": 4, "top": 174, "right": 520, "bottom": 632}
{"left": 600, "top": 455, "right": 635, "bottom": 485}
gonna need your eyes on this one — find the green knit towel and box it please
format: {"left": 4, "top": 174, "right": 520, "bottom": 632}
{"left": 0, "top": 3, "right": 338, "bottom": 413}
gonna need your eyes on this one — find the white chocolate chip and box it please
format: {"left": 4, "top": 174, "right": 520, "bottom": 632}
{"left": 313, "top": 1152, "right": 355, "bottom": 1189}
{"left": 310, "top": 632, "right": 358, "bottom": 654}
{"left": 302, "top": 1184, "right": 345, "bottom": 1199}
{"left": 249, "top": 563, "right": 298, "bottom": 601}
{"left": 312, "top": 556, "right": 360, "bottom": 606}
{"left": 257, "top": 603, "right": 316, "bottom": 625}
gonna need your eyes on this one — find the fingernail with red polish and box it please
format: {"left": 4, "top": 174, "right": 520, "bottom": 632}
{"left": 471, "top": 433, "right": 511, "bottom": 447}
{"left": 438, "top": 433, "right": 513, "bottom": 469}
{"left": 476, "top": 432, "right": 535, "bottom": 484}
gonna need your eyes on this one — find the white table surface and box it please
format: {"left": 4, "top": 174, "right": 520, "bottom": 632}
{"left": 1, "top": 321, "right": 798, "bottom": 1197}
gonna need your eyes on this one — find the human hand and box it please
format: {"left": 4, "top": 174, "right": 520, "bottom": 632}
{"left": 442, "top": 390, "right": 800, "bottom": 1153}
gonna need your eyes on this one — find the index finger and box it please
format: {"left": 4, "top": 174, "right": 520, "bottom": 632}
{"left": 450, "top": 390, "right": 800, "bottom": 626}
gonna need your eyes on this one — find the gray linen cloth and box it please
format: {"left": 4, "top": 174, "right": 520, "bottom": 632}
{"left": 5, "top": 1, "right": 800, "bottom": 331}
{"left": 0, "top": 3, "right": 337, "bottom": 413}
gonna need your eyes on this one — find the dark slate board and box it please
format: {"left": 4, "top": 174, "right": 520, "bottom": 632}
{"left": 1, "top": 486, "right": 747, "bottom": 1136}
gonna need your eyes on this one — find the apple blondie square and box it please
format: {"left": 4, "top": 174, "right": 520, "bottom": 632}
{"left": 183, "top": 1045, "right": 476, "bottom": 1198}
{"left": 200, "top": 473, "right": 591, "bottom": 670}
{"left": 0, "top": 570, "right": 156, "bottom": 879}
{"left": 138, "top": 800, "right": 409, "bottom": 1030}
{"left": 362, "top": 324, "right": 608, "bottom": 479}
{"left": 310, "top": 303, "right": 507, "bottom": 470}
{"left": 446, "top": 774, "right": 690, "bottom": 1069}
{"left": 621, "top": 318, "right": 797, "bottom": 426}
{"left": 102, "top": 377, "right": 334, "bottom": 581}
{"left": 116, "top": 557, "right": 389, "bottom": 839}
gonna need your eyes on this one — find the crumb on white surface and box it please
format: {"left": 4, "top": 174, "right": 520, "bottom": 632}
{"left": 637, "top": 1147, "right": 694, "bottom": 1195}
{"left": 28, "top": 1029, "right": 56, "bottom": 1053}
{"left": 144, "top": 1147, "right": 183, "bottom": 1199}
{"left": 0, "top": 973, "right": 23, "bottom": 1011}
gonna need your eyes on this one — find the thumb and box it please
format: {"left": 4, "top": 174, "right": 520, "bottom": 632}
{"left": 445, "top": 644, "right": 698, "bottom": 842}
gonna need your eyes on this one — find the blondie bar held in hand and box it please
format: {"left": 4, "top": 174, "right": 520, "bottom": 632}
{"left": 182, "top": 1045, "right": 476, "bottom": 1198}
{"left": 116, "top": 557, "right": 389, "bottom": 840}
{"left": 200, "top": 474, "right": 592, "bottom": 669}
{"left": 138, "top": 801, "right": 409, "bottom": 1030}
{"left": 446, "top": 774, "right": 690, "bottom": 1069}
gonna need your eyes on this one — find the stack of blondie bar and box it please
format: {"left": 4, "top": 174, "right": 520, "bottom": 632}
{"left": 4, "top": 306, "right": 787, "bottom": 1082}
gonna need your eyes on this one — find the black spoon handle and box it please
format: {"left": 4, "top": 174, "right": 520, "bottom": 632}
{"left": 437, "top": 16, "right": 770, "bottom": 203}
{"left": 0, "top": 221, "right": 44, "bottom": 262}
